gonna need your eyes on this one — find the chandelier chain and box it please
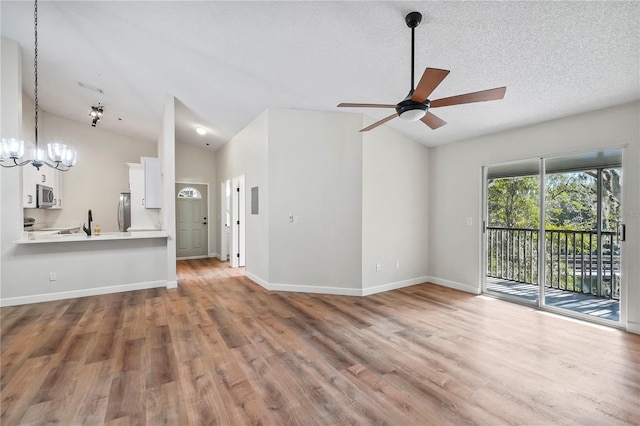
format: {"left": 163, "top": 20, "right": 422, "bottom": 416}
{"left": 33, "top": 0, "right": 39, "bottom": 147}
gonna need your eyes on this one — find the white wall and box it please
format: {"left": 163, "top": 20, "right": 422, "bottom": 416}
{"left": 215, "top": 108, "right": 432, "bottom": 296}
{"left": 159, "top": 95, "right": 177, "bottom": 288}
{"left": 268, "top": 109, "right": 363, "bottom": 292}
{"left": 175, "top": 142, "right": 217, "bottom": 257}
{"left": 428, "top": 102, "right": 640, "bottom": 332}
{"left": 38, "top": 109, "right": 157, "bottom": 232}
{"left": 1, "top": 38, "right": 24, "bottom": 298}
{"left": 361, "top": 121, "right": 430, "bottom": 293}
{"left": 216, "top": 110, "right": 270, "bottom": 283}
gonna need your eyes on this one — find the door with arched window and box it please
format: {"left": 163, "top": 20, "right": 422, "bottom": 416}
{"left": 175, "top": 183, "right": 208, "bottom": 259}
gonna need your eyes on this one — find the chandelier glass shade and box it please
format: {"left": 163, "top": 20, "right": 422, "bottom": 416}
{"left": 0, "top": 0, "right": 77, "bottom": 172}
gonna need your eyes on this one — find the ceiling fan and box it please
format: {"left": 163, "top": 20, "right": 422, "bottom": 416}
{"left": 337, "top": 11, "right": 506, "bottom": 132}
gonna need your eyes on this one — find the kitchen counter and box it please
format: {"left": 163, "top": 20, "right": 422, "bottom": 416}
{"left": 15, "top": 230, "right": 168, "bottom": 244}
{"left": 29, "top": 225, "right": 81, "bottom": 233}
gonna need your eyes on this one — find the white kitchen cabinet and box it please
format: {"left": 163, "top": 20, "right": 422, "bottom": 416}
{"left": 142, "top": 157, "right": 162, "bottom": 209}
{"left": 127, "top": 162, "right": 161, "bottom": 230}
{"left": 22, "top": 163, "right": 63, "bottom": 209}
{"left": 22, "top": 164, "right": 37, "bottom": 208}
{"left": 50, "top": 169, "right": 63, "bottom": 209}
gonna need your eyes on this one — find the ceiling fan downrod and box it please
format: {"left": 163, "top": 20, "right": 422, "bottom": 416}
{"left": 405, "top": 11, "right": 422, "bottom": 93}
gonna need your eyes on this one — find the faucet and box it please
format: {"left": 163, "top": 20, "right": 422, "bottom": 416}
{"left": 83, "top": 209, "right": 93, "bottom": 236}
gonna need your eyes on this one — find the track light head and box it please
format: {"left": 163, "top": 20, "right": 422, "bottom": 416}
{"left": 90, "top": 104, "right": 104, "bottom": 127}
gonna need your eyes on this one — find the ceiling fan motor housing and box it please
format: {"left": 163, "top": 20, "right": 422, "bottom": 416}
{"left": 405, "top": 11, "right": 422, "bottom": 28}
{"left": 396, "top": 99, "right": 428, "bottom": 121}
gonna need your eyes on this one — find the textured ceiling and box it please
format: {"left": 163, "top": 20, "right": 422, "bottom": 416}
{"left": 2, "top": 1, "right": 639, "bottom": 151}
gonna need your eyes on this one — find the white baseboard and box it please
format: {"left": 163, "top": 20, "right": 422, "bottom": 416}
{"left": 176, "top": 254, "right": 219, "bottom": 261}
{"left": 0, "top": 280, "right": 167, "bottom": 307}
{"left": 627, "top": 321, "right": 640, "bottom": 335}
{"left": 426, "top": 276, "right": 481, "bottom": 295}
{"left": 244, "top": 271, "right": 269, "bottom": 288}
{"left": 166, "top": 280, "right": 178, "bottom": 289}
{"left": 362, "top": 276, "right": 430, "bottom": 296}
{"left": 245, "top": 271, "right": 428, "bottom": 297}
{"left": 267, "top": 282, "right": 363, "bottom": 296}
{"left": 245, "top": 271, "right": 361, "bottom": 296}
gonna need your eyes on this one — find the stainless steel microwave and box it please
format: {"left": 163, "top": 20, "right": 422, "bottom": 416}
{"left": 36, "top": 184, "right": 54, "bottom": 208}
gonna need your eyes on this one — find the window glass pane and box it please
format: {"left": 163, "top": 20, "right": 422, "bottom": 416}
{"left": 177, "top": 187, "right": 202, "bottom": 199}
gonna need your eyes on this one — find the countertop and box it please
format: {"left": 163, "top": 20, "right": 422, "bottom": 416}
{"left": 15, "top": 230, "right": 168, "bottom": 244}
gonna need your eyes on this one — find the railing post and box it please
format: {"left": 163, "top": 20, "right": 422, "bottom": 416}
{"left": 596, "top": 168, "right": 603, "bottom": 297}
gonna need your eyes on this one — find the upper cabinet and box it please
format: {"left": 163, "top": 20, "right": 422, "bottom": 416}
{"left": 127, "top": 159, "right": 161, "bottom": 231}
{"left": 50, "top": 169, "right": 63, "bottom": 209}
{"left": 142, "top": 157, "right": 162, "bottom": 209}
{"left": 22, "top": 165, "right": 37, "bottom": 208}
{"left": 22, "top": 164, "right": 63, "bottom": 209}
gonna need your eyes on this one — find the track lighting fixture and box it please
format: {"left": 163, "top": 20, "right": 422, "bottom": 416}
{"left": 90, "top": 105, "right": 104, "bottom": 127}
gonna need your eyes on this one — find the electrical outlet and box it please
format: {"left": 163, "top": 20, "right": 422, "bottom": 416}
{"left": 376, "top": 263, "right": 382, "bottom": 272}
{"left": 288, "top": 215, "right": 294, "bottom": 222}
{"left": 49, "top": 272, "right": 56, "bottom": 281}
{"left": 466, "top": 217, "right": 473, "bottom": 226}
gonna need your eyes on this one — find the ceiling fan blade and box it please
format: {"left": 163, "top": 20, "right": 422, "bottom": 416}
{"left": 337, "top": 103, "right": 397, "bottom": 108}
{"left": 411, "top": 68, "right": 450, "bottom": 103}
{"left": 421, "top": 111, "right": 447, "bottom": 130}
{"left": 430, "top": 87, "right": 507, "bottom": 108}
{"left": 359, "top": 113, "right": 398, "bottom": 132}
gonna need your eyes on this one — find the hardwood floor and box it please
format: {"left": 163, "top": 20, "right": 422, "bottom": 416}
{"left": 1, "top": 258, "right": 639, "bottom": 425}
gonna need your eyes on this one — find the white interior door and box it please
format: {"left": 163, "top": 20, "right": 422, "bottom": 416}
{"left": 176, "top": 183, "right": 208, "bottom": 259}
{"left": 230, "top": 175, "right": 245, "bottom": 267}
{"left": 220, "top": 180, "right": 232, "bottom": 261}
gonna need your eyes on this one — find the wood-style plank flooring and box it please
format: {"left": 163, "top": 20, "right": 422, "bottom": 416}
{"left": 1, "top": 258, "right": 639, "bottom": 425}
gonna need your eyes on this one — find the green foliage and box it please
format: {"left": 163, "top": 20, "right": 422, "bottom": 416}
{"left": 488, "top": 168, "right": 621, "bottom": 231}
{"left": 488, "top": 176, "right": 539, "bottom": 228}
{"left": 545, "top": 172, "right": 597, "bottom": 230}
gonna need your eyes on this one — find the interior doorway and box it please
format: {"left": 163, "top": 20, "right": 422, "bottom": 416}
{"left": 231, "top": 175, "right": 245, "bottom": 267}
{"left": 175, "top": 183, "right": 208, "bottom": 259}
{"left": 220, "top": 180, "right": 232, "bottom": 261}
{"left": 483, "top": 149, "right": 624, "bottom": 325}
{"left": 221, "top": 176, "right": 245, "bottom": 267}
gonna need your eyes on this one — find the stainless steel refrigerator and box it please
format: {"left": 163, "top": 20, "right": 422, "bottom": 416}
{"left": 118, "top": 192, "right": 131, "bottom": 232}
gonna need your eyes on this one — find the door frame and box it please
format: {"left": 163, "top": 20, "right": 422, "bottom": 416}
{"left": 220, "top": 180, "right": 231, "bottom": 262}
{"left": 230, "top": 175, "right": 246, "bottom": 267}
{"left": 175, "top": 181, "right": 210, "bottom": 260}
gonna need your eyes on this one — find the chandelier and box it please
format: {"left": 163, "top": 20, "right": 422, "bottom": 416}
{"left": 0, "top": 0, "right": 77, "bottom": 171}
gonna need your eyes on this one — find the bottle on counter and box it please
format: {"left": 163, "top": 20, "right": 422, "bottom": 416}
{"left": 94, "top": 224, "right": 101, "bottom": 235}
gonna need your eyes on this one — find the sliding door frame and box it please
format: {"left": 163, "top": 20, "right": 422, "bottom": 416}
{"left": 482, "top": 148, "right": 626, "bottom": 328}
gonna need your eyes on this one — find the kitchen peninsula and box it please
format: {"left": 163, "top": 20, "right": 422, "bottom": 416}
{"left": 2, "top": 37, "right": 177, "bottom": 308}
{"left": 15, "top": 230, "right": 168, "bottom": 244}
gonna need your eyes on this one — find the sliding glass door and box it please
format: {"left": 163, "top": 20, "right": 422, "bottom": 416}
{"left": 484, "top": 149, "right": 623, "bottom": 325}
{"left": 485, "top": 159, "right": 540, "bottom": 305}
{"left": 543, "top": 156, "right": 622, "bottom": 322}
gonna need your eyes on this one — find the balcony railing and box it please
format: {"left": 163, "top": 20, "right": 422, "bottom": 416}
{"left": 487, "top": 227, "right": 620, "bottom": 300}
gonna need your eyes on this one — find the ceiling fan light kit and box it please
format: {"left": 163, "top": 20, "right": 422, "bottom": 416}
{"left": 396, "top": 99, "right": 428, "bottom": 121}
{"left": 337, "top": 11, "right": 506, "bottom": 132}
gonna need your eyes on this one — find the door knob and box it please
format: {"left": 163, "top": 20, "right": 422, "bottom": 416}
{"left": 203, "top": 222, "right": 207, "bottom": 225}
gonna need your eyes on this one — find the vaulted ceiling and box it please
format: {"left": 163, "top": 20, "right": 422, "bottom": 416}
{"left": 2, "top": 1, "right": 638, "bottom": 151}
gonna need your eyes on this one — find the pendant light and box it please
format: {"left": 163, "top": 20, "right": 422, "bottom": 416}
{"left": 0, "top": 0, "right": 77, "bottom": 171}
